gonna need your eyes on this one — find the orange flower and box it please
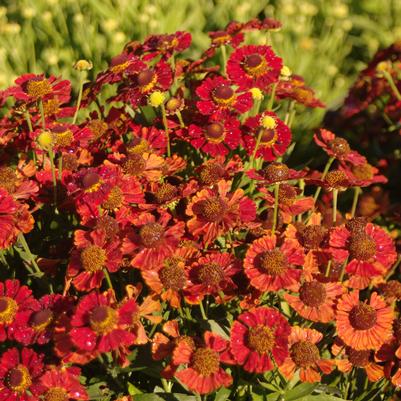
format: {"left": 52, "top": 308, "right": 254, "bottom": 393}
{"left": 279, "top": 326, "right": 334, "bottom": 382}
{"left": 336, "top": 291, "right": 393, "bottom": 350}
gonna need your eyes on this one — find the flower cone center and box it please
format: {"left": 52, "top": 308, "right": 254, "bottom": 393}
{"left": 345, "top": 217, "right": 367, "bottom": 235}
{"left": 44, "top": 387, "right": 68, "bottom": 401}
{"left": 199, "top": 163, "right": 225, "bottom": 185}
{"left": 205, "top": 123, "right": 225, "bottom": 143}
{"left": 80, "top": 245, "right": 106, "bottom": 272}
{"left": 349, "top": 303, "right": 377, "bottom": 330}
{"left": 137, "top": 70, "right": 156, "bottom": 91}
{"left": 0, "top": 167, "right": 17, "bottom": 193}
{"left": 329, "top": 138, "right": 350, "bottom": 157}
{"left": 196, "top": 196, "right": 226, "bottom": 222}
{"left": 198, "top": 262, "right": 225, "bottom": 286}
{"left": 123, "top": 154, "right": 146, "bottom": 175}
{"left": 26, "top": 78, "right": 52, "bottom": 98}
{"left": 155, "top": 183, "right": 177, "bottom": 204}
{"left": 349, "top": 234, "right": 376, "bottom": 261}
{"left": 192, "top": 348, "right": 220, "bottom": 376}
{"left": 259, "top": 128, "right": 278, "bottom": 146}
{"left": 299, "top": 281, "right": 327, "bottom": 307}
{"left": 6, "top": 366, "right": 32, "bottom": 393}
{"left": 102, "top": 186, "right": 124, "bottom": 210}
{"left": 325, "top": 170, "right": 347, "bottom": 188}
{"left": 352, "top": 164, "right": 374, "bottom": 180}
{"left": 165, "top": 97, "right": 182, "bottom": 113}
{"left": 290, "top": 341, "right": 319, "bottom": 368}
{"left": 212, "top": 85, "right": 235, "bottom": 105}
{"left": 0, "top": 297, "right": 18, "bottom": 324}
{"left": 52, "top": 128, "right": 74, "bottom": 147}
{"left": 88, "top": 119, "right": 108, "bottom": 140}
{"left": 258, "top": 249, "right": 287, "bottom": 276}
{"left": 82, "top": 172, "right": 102, "bottom": 192}
{"left": 139, "top": 223, "right": 165, "bottom": 248}
{"left": 244, "top": 54, "right": 267, "bottom": 76}
{"left": 247, "top": 325, "right": 275, "bottom": 354}
{"left": 90, "top": 305, "right": 118, "bottom": 334}
{"left": 29, "top": 308, "right": 53, "bottom": 331}
{"left": 347, "top": 348, "right": 370, "bottom": 367}
{"left": 300, "top": 225, "right": 327, "bottom": 249}
{"left": 160, "top": 263, "right": 186, "bottom": 290}
{"left": 265, "top": 163, "right": 289, "bottom": 182}
{"left": 95, "top": 215, "right": 119, "bottom": 237}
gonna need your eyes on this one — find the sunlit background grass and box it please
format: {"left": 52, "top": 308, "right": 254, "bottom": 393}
{"left": 1, "top": 0, "right": 400, "bottom": 129}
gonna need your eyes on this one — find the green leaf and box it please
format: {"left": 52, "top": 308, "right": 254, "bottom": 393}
{"left": 214, "top": 387, "right": 231, "bottom": 401}
{"left": 297, "top": 395, "right": 348, "bottom": 401}
{"left": 133, "top": 394, "right": 196, "bottom": 401}
{"left": 128, "top": 382, "right": 142, "bottom": 396}
{"left": 284, "top": 383, "right": 318, "bottom": 401}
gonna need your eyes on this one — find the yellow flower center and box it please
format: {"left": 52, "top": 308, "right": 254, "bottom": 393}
{"left": 0, "top": 167, "right": 17, "bottom": 193}
{"left": 247, "top": 325, "right": 275, "bottom": 354}
{"left": 154, "top": 183, "right": 177, "bottom": 204}
{"left": 260, "top": 116, "right": 277, "bottom": 130}
{"left": 139, "top": 223, "right": 165, "bottom": 248}
{"left": 300, "top": 225, "right": 327, "bottom": 249}
{"left": 198, "top": 163, "right": 225, "bottom": 186}
{"left": 250, "top": 87, "right": 263, "bottom": 100}
{"left": 196, "top": 196, "right": 226, "bottom": 222}
{"left": 0, "top": 297, "right": 18, "bottom": 324}
{"left": 88, "top": 119, "right": 108, "bottom": 140}
{"left": 258, "top": 249, "right": 287, "bottom": 276}
{"left": 110, "top": 61, "right": 130, "bottom": 74}
{"left": 102, "top": 186, "right": 124, "bottom": 210}
{"left": 80, "top": 245, "right": 106, "bottom": 272}
{"left": 26, "top": 78, "right": 52, "bottom": 98}
{"left": 349, "top": 234, "right": 376, "bottom": 261}
{"left": 149, "top": 91, "right": 165, "bottom": 107}
{"left": 197, "top": 262, "right": 225, "bottom": 286}
{"left": 325, "top": 170, "right": 348, "bottom": 188}
{"left": 352, "top": 163, "right": 374, "bottom": 181}
{"left": 159, "top": 263, "right": 186, "bottom": 291}
{"left": 192, "top": 348, "right": 220, "bottom": 376}
{"left": 291, "top": 341, "right": 320, "bottom": 368}
{"left": 123, "top": 154, "right": 146, "bottom": 176}
{"left": 89, "top": 305, "right": 118, "bottom": 334}
{"left": 52, "top": 128, "right": 74, "bottom": 147}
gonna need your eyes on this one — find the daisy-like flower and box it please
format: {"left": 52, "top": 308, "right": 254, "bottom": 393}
{"left": 38, "top": 366, "right": 88, "bottom": 401}
{"left": 0, "top": 347, "right": 45, "bottom": 401}
{"left": 141, "top": 31, "right": 192, "bottom": 58}
{"left": 196, "top": 76, "right": 252, "bottom": 117}
{"left": 330, "top": 222, "right": 397, "bottom": 289}
{"left": 209, "top": 21, "right": 244, "bottom": 48}
{"left": 230, "top": 307, "right": 290, "bottom": 373}
{"left": 284, "top": 280, "right": 344, "bottom": 323}
{"left": 122, "top": 212, "right": 185, "bottom": 270}
{"left": 332, "top": 338, "right": 384, "bottom": 383}
{"left": 188, "top": 115, "right": 242, "bottom": 156}
{"left": 340, "top": 161, "right": 387, "bottom": 187}
{"left": 67, "top": 229, "right": 122, "bottom": 292}
{"left": 279, "top": 327, "right": 334, "bottom": 382}
{"left": 227, "top": 45, "right": 282, "bottom": 90}
{"left": 121, "top": 152, "right": 166, "bottom": 183}
{"left": 243, "top": 112, "right": 291, "bottom": 162}
{"left": 186, "top": 180, "right": 256, "bottom": 244}
{"left": 244, "top": 235, "right": 304, "bottom": 292}
{"left": 336, "top": 291, "right": 393, "bottom": 351}
{"left": 313, "top": 129, "right": 365, "bottom": 166}
{"left": 196, "top": 156, "right": 243, "bottom": 187}
{"left": 185, "top": 252, "right": 240, "bottom": 303}
{"left": 0, "top": 164, "right": 38, "bottom": 201}
{"left": 247, "top": 162, "right": 306, "bottom": 185}
{"left": 0, "top": 279, "right": 38, "bottom": 342}
{"left": 174, "top": 331, "right": 233, "bottom": 394}
{"left": 70, "top": 290, "right": 135, "bottom": 353}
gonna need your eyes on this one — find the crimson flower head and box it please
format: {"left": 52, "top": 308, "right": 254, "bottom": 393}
{"left": 0, "top": 347, "right": 45, "bottom": 401}
{"left": 174, "top": 331, "right": 233, "bottom": 394}
{"left": 243, "top": 112, "right": 291, "bottom": 162}
{"left": 227, "top": 45, "right": 282, "bottom": 90}
{"left": 196, "top": 76, "right": 252, "bottom": 117}
{"left": 70, "top": 290, "right": 136, "bottom": 354}
{"left": 188, "top": 115, "right": 242, "bottom": 156}
{"left": 230, "top": 307, "right": 290, "bottom": 373}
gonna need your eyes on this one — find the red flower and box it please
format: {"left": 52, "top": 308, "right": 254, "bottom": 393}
{"left": 330, "top": 222, "right": 396, "bottom": 289}
{"left": 188, "top": 115, "right": 242, "bottom": 156}
{"left": 227, "top": 45, "right": 282, "bottom": 90}
{"left": 244, "top": 235, "right": 304, "bottom": 292}
{"left": 209, "top": 21, "right": 244, "bottom": 48}
{"left": 230, "top": 307, "right": 290, "bottom": 373}
{"left": 39, "top": 366, "right": 88, "bottom": 401}
{"left": 67, "top": 229, "right": 122, "bottom": 292}
{"left": 340, "top": 161, "right": 387, "bottom": 187}
{"left": 141, "top": 31, "right": 192, "bottom": 58}
{"left": 70, "top": 290, "right": 135, "bottom": 353}
{"left": 0, "top": 347, "right": 45, "bottom": 401}
{"left": 243, "top": 112, "right": 291, "bottom": 162}
{"left": 196, "top": 76, "right": 252, "bottom": 117}
{"left": 174, "top": 331, "right": 233, "bottom": 394}
{"left": 186, "top": 180, "right": 256, "bottom": 244}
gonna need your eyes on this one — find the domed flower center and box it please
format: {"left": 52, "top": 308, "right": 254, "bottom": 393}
{"left": 52, "top": 127, "right": 74, "bottom": 147}
{"left": 26, "top": 77, "right": 52, "bottom": 98}
{"left": 258, "top": 249, "right": 287, "bottom": 276}
{"left": 247, "top": 325, "right": 275, "bottom": 354}
{"left": 259, "top": 128, "right": 278, "bottom": 146}
{"left": 197, "top": 262, "right": 225, "bottom": 286}
{"left": 82, "top": 172, "right": 102, "bottom": 192}
{"left": 44, "top": 387, "right": 68, "bottom": 401}
{"left": 6, "top": 365, "right": 32, "bottom": 393}
{"left": 155, "top": 183, "right": 177, "bottom": 204}
{"left": 196, "top": 196, "right": 226, "bottom": 222}
{"left": 29, "top": 308, "right": 53, "bottom": 331}
{"left": 127, "top": 138, "right": 149, "bottom": 154}
{"left": 244, "top": 54, "right": 267, "bottom": 76}
{"left": 123, "top": 154, "right": 146, "bottom": 176}
{"left": 102, "top": 186, "right": 124, "bottom": 210}
{"left": 345, "top": 217, "right": 367, "bottom": 235}
{"left": 191, "top": 348, "right": 220, "bottom": 376}
{"left": 88, "top": 119, "right": 108, "bottom": 140}
{"left": 381, "top": 280, "right": 401, "bottom": 301}
{"left": 62, "top": 154, "right": 78, "bottom": 171}
{"left": 90, "top": 305, "right": 118, "bottom": 334}
{"left": 290, "top": 341, "right": 320, "bottom": 368}
{"left": 139, "top": 223, "right": 165, "bottom": 248}
{"left": 80, "top": 245, "right": 106, "bottom": 272}
{"left": 329, "top": 138, "right": 351, "bottom": 157}
{"left": 43, "top": 99, "right": 61, "bottom": 117}
{"left": 265, "top": 163, "right": 289, "bottom": 182}
{"left": 137, "top": 70, "right": 156, "bottom": 91}
{"left": 352, "top": 164, "right": 374, "bottom": 181}
{"left": 165, "top": 97, "right": 182, "bottom": 113}
{"left": 278, "top": 185, "right": 297, "bottom": 206}
{"left": 0, "top": 167, "right": 17, "bottom": 193}
{"left": 299, "top": 281, "right": 327, "bottom": 307}
{"left": 205, "top": 123, "right": 225, "bottom": 143}
{"left": 199, "top": 163, "right": 225, "bottom": 186}
{"left": 325, "top": 170, "right": 348, "bottom": 188}
{"left": 95, "top": 215, "right": 120, "bottom": 238}
{"left": 300, "top": 225, "right": 327, "bottom": 249}
{"left": 347, "top": 348, "right": 370, "bottom": 367}
{"left": 159, "top": 264, "right": 186, "bottom": 291}
{"left": 394, "top": 319, "right": 401, "bottom": 342}
{"left": 349, "top": 303, "right": 377, "bottom": 330}
{"left": 212, "top": 85, "right": 235, "bottom": 104}
{"left": 0, "top": 297, "right": 18, "bottom": 324}
{"left": 349, "top": 234, "right": 376, "bottom": 261}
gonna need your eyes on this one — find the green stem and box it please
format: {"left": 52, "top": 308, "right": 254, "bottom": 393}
{"left": 18, "top": 233, "right": 43, "bottom": 276}
{"left": 272, "top": 183, "right": 280, "bottom": 233}
{"left": 176, "top": 110, "right": 185, "bottom": 128}
{"left": 339, "top": 257, "right": 349, "bottom": 282}
{"left": 313, "top": 156, "right": 335, "bottom": 205}
{"left": 267, "top": 82, "right": 278, "bottom": 111}
{"left": 332, "top": 188, "right": 338, "bottom": 224}
{"left": 221, "top": 45, "right": 227, "bottom": 75}
{"left": 325, "top": 259, "right": 332, "bottom": 277}
{"left": 385, "top": 255, "right": 401, "bottom": 281}
{"left": 103, "top": 269, "right": 114, "bottom": 292}
{"left": 350, "top": 187, "right": 361, "bottom": 218}
{"left": 161, "top": 378, "right": 171, "bottom": 393}
{"left": 382, "top": 70, "right": 401, "bottom": 100}
{"left": 58, "top": 155, "right": 63, "bottom": 181}
{"left": 161, "top": 104, "right": 171, "bottom": 157}
{"left": 72, "top": 71, "right": 85, "bottom": 124}
{"left": 48, "top": 148, "right": 57, "bottom": 205}
{"left": 38, "top": 100, "right": 46, "bottom": 129}
{"left": 24, "top": 110, "right": 33, "bottom": 132}
{"left": 199, "top": 300, "right": 207, "bottom": 320}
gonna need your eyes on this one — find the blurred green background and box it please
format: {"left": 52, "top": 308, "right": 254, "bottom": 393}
{"left": 1, "top": 0, "right": 400, "bottom": 129}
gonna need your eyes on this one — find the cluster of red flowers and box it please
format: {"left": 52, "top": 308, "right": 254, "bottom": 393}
{"left": 0, "top": 17, "right": 400, "bottom": 401}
